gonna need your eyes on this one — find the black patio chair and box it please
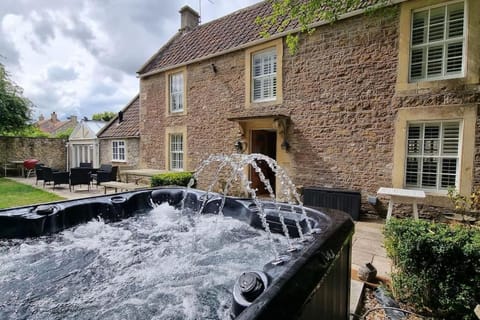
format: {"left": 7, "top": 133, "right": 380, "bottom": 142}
{"left": 42, "top": 167, "right": 69, "bottom": 189}
{"left": 79, "top": 162, "right": 93, "bottom": 168}
{"left": 69, "top": 167, "right": 92, "bottom": 191}
{"left": 35, "top": 163, "right": 45, "bottom": 185}
{"left": 91, "top": 164, "right": 117, "bottom": 186}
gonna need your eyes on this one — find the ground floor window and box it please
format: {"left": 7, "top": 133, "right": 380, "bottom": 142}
{"left": 169, "top": 134, "right": 183, "bottom": 170}
{"left": 112, "top": 140, "right": 126, "bottom": 161}
{"left": 405, "top": 121, "right": 460, "bottom": 191}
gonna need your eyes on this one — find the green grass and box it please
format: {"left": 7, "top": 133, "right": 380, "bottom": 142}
{"left": 0, "top": 178, "right": 65, "bottom": 209}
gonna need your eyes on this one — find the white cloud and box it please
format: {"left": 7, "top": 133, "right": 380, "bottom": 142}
{"left": 47, "top": 65, "right": 79, "bottom": 82}
{"left": 0, "top": 0, "right": 262, "bottom": 121}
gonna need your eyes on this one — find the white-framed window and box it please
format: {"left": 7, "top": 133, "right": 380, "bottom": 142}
{"left": 169, "top": 72, "right": 184, "bottom": 113}
{"left": 405, "top": 121, "right": 460, "bottom": 191}
{"left": 252, "top": 48, "right": 277, "bottom": 102}
{"left": 409, "top": 1, "right": 465, "bottom": 82}
{"left": 112, "top": 140, "right": 126, "bottom": 162}
{"left": 169, "top": 134, "right": 183, "bottom": 170}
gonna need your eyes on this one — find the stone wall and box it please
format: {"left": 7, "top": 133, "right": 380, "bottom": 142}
{"left": 139, "top": 55, "right": 243, "bottom": 170}
{"left": 0, "top": 136, "right": 67, "bottom": 172}
{"left": 139, "top": 5, "right": 480, "bottom": 216}
{"left": 282, "top": 12, "right": 400, "bottom": 198}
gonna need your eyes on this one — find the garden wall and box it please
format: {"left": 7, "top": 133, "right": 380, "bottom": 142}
{"left": 0, "top": 136, "right": 67, "bottom": 172}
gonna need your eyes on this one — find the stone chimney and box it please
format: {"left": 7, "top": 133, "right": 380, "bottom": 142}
{"left": 179, "top": 6, "right": 199, "bottom": 32}
{"left": 51, "top": 112, "right": 58, "bottom": 123}
{"left": 39, "top": 114, "right": 45, "bottom": 121}
{"left": 70, "top": 115, "right": 78, "bottom": 124}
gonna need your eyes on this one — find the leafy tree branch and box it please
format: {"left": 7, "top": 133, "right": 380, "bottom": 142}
{"left": 0, "top": 63, "right": 33, "bottom": 134}
{"left": 257, "top": 0, "right": 388, "bottom": 54}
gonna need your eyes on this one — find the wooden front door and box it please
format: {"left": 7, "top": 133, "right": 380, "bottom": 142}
{"left": 250, "top": 130, "right": 276, "bottom": 195}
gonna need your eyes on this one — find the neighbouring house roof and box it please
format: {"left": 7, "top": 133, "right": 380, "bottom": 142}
{"left": 137, "top": 0, "right": 392, "bottom": 76}
{"left": 97, "top": 95, "right": 140, "bottom": 139}
{"left": 35, "top": 112, "right": 78, "bottom": 135}
{"left": 69, "top": 120, "right": 108, "bottom": 141}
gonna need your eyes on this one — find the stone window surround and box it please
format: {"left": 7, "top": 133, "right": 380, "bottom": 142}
{"left": 409, "top": 1, "right": 465, "bottom": 82}
{"left": 165, "top": 126, "right": 187, "bottom": 171}
{"left": 392, "top": 104, "right": 476, "bottom": 205}
{"left": 405, "top": 121, "right": 460, "bottom": 191}
{"left": 396, "top": 0, "right": 480, "bottom": 93}
{"left": 112, "top": 140, "right": 127, "bottom": 162}
{"left": 245, "top": 38, "right": 283, "bottom": 108}
{"left": 251, "top": 47, "right": 277, "bottom": 102}
{"left": 165, "top": 66, "right": 187, "bottom": 116}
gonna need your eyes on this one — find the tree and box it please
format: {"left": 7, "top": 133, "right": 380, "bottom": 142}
{"left": 0, "top": 63, "right": 33, "bottom": 134}
{"left": 257, "top": 0, "right": 388, "bottom": 54}
{"left": 54, "top": 127, "right": 74, "bottom": 139}
{"left": 92, "top": 111, "right": 116, "bottom": 122}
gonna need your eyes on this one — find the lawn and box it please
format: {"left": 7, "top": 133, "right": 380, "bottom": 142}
{"left": 0, "top": 178, "right": 65, "bottom": 209}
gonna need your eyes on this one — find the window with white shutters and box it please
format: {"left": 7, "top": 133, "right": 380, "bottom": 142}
{"left": 405, "top": 121, "right": 460, "bottom": 190}
{"left": 169, "top": 134, "right": 183, "bottom": 170}
{"left": 409, "top": 1, "right": 465, "bottom": 82}
{"left": 112, "top": 140, "right": 126, "bottom": 161}
{"left": 169, "top": 72, "right": 184, "bottom": 113}
{"left": 252, "top": 48, "right": 277, "bottom": 102}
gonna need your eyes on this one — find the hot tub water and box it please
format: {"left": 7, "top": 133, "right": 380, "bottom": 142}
{"left": 0, "top": 203, "right": 288, "bottom": 320}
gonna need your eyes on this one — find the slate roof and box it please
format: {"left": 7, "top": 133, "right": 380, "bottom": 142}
{"left": 137, "top": 0, "right": 386, "bottom": 75}
{"left": 97, "top": 95, "right": 140, "bottom": 139}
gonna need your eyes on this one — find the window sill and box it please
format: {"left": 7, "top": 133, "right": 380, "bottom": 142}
{"left": 168, "top": 111, "right": 187, "bottom": 116}
{"left": 112, "top": 160, "right": 127, "bottom": 163}
{"left": 396, "top": 76, "right": 474, "bottom": 95}
{"left": 247, "top": 98, "right": 283, "bottom": 108}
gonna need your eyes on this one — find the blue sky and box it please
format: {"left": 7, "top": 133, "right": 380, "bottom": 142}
{"left": 0, "top": 0, "right": 260, "bottom": 121}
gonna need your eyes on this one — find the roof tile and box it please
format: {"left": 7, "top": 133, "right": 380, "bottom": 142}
{"left": 138, "top": 0, "right": 383, "bottom": 75}
{"left": 97, "top": 95, "right": 140, "bottom": 138}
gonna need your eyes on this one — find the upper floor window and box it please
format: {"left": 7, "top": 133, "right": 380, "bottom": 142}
{"left": 252, "top": 48, "right": 277, "bottom": 102}
{"left": 169, "top": 133, "right": 183, "bottom": 170}
{"left": 409, "top": 1, "right": 465, "bottom": 82}
{"left": 405, "top": 121, "right": 460, "bottom": 191}
{"left": 112, "top": 140, "right": 126, "bottom": 162}
{"left": 169, "top": 72, "right": 184, "bottom": 113}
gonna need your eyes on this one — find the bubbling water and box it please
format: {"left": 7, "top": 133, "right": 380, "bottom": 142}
{"left": 184, "top": 153, "right": 317, "bottom": 260}
{"left": 0, "top": 203, "right": 288, "bottom": 320}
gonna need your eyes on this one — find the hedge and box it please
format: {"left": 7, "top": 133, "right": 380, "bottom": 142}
{"left": 151, "top": 172, "right": 194, "bottom": 187}
{"left": 384, "top": 218, "right": 480, "bottom": 319}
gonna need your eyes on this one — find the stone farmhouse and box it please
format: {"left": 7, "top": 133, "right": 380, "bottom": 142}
{"left": 134, "top": 0, "right": 479, "bottom": 215}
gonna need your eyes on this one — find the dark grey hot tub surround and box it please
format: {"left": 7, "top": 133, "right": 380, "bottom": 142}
{"left": 0, "top": 187, "right": 353, "bottom": 320}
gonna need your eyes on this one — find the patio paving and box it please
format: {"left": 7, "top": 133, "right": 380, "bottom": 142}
{"left": 353, "top": 219, "right": 391, "bottom": 279}
{"left": 7, "top": 176, "right": 114, "bottom": 199}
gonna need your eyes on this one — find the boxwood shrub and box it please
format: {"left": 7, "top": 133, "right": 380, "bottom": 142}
{"left": 151, "top": 172, "right": 194, "bottom": 187}
{"left": 384, "top": 218, "right": 480, "bottom": 319}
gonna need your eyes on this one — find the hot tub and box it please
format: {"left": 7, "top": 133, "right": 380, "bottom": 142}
{"left": 0, "top": 187, "right": 353, "bottom": 319}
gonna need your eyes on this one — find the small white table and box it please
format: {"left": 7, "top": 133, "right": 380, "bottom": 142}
{"left": 377, "top": 187, "right": 426, "bottom": 220}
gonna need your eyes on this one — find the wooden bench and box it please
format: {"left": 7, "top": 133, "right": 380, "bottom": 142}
{"left": 377, "top": 187, "right": 426, "bottom": 220}
{"left": 100, "top": 181, "right": 149, "bottom": 194}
